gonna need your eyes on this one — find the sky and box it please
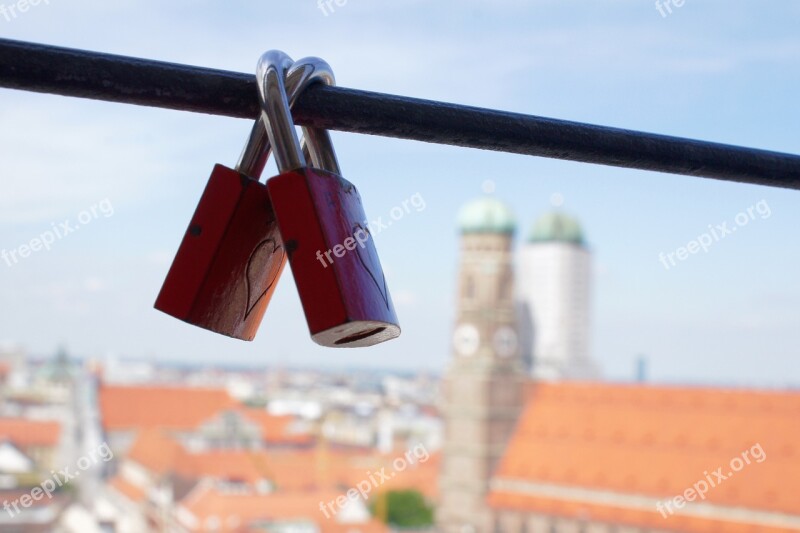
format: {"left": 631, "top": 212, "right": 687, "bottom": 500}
{"left": 0, "top": 1, "right": 799, "bottom": 386}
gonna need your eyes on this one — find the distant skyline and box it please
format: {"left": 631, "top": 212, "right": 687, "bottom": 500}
{"left": 1, "top": 1, "right": 799, "bottom": 386}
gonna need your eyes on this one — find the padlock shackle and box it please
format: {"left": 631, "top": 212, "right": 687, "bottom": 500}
{"left": 289, "top": 59, "right": 340, "bottom": 175}
{"left": 257, "top": 51, "right": 305, "bottom": 173}
{"left": 254, "top": 51, "right": 342, "bottom": 176}
{"left": 237, "top": 53, "right": 340, "bottom": 179}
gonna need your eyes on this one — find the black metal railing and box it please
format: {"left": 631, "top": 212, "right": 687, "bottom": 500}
{"left": 1, "top": 38, "right": 799, "bottom": 190}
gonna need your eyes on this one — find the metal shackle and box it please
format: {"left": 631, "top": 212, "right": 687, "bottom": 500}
{"left": 254, "top": 50, "right": 341, "bottom": 177}
{"left": 237, "top": 52, "right": 340, "bottom": 179}
{"left": 287, "top": 57, "right": 341, "bottom": 175}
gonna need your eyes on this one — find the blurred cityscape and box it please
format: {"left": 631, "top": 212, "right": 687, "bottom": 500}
{"left": 0, "top": 199, "right": 797, "bottom": 533}
{"left": 0, "top": 345, "right": 441, "bottom": 532}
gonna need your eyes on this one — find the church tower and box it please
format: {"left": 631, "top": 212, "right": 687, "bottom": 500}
{"left": 518, "top": 212, "right": 596, "bottom": 380}
{"left": 438, "top": 197, "right": 526, "bottom": 533}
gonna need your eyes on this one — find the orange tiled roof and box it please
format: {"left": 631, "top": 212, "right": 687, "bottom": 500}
{"left": 320, "top": 520, "right": 390, "bottom": 533}
{"left": 178, "top": 450, "right": 275, "bottom": 485}
{"left": 260, "top": 446, "right": 440, "bottom": 498}
{"left": 490, "top": 382, "right": 800, "bottom": 532}
{"left": 247, "top": 449, "right": 329, "bottom": 491}
{"left": 179, "top": 484, "right": 388, "bottom": 533}
{"left": 99, "top": 385, "right": 236, "bottom": 431}
{"left": 238, "top": 408, "right": 315, "bottom": 446}
{"left": 126, "top": 429, "right": 438, "bottom": 502}
{"left": 128, "top": 428, "right": 186, "bottom": 476}
{"left": 333, "top": 451, "right": 441, "bottom": 501}
{"left": 487, "top": 492, "right": 800, "bottom": 533}
{"left": 0, "top": 418, "right": 60, "bottom": 447}
{"left": 127, "top": 429, "right": 272, "bottom": 484}
{"left": 110, "top": 475, "right": 147, "bottom": 503}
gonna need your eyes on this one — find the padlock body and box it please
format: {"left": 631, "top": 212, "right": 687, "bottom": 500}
{"left": 267, "top": 168, "right": 400, "bottom": 347}
{"left": 155, "top": 164, "right": 286, "bottom": 341}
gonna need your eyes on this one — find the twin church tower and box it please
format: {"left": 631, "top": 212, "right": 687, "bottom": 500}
{"left": 438, "top": 195, "right": 595, "bottom": 532}
{"left": 452, "top": 195, "right": 595, "bottom": 382}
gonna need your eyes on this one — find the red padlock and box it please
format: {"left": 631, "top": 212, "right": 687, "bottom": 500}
{"left": 154, "top": 55, "right": 335, "bottom": 340}
{"left": 260, "top": 51, "right": 401, "bottom": 347}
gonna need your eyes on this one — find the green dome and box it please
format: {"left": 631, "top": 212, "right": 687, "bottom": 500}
{"left": 529, "top": 212, "right": 585, "bottom": 245}
{"left": 457, "top": 197, "right": 516, "bottom": 235}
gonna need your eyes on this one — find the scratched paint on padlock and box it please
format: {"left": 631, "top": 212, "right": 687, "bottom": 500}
{"left": 244, "top": 238, "right": 284, "bottom": 319}
{"left": 316, "top": 171, "right": 395, "bottom": 316}
{"left": 352, "top": 223, "right": 390, "bottom": 309}
{"left": 324, "top": 175, "right": 391, "bottom": 310}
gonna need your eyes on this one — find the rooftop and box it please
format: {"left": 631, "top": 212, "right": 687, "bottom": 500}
{"left": 99, "top": 385, "right": 236, "bottom": 431}
{"left": 0, "top": 418, "right": 60, "bottom": 447}
{"left": 490, "top": 382, "right": 800, "bottom": 532}
{"left": 528, "top": 211, "right": 585, "bottom": 245}
{"left": 457, "top": 197, "right": 516, "bottom": 235}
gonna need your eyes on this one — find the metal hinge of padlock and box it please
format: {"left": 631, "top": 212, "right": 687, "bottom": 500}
{"left": 260, "top": 50, "right": 401, "bottom": 348}
{"left": 154, "top": 55, "right": 336, "bottom": 341}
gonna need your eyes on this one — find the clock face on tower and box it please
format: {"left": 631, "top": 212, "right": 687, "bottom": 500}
{"left": 453, "top": 323, "right": 480, "bottom": 357}
{"left": 493, "top": 326, "right": 518, "bottom": 358}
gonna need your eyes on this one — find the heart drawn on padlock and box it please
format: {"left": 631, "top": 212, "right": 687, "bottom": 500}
{"left": 353, "top": 223, "right": 390, "bottom": 310}
{"left": 244, "top": 238, "right": 285, "bottom": 319}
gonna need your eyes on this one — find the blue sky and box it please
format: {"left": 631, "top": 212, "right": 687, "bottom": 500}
{"left": 1, "top": 1, "right": 798, "bottom": 386}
